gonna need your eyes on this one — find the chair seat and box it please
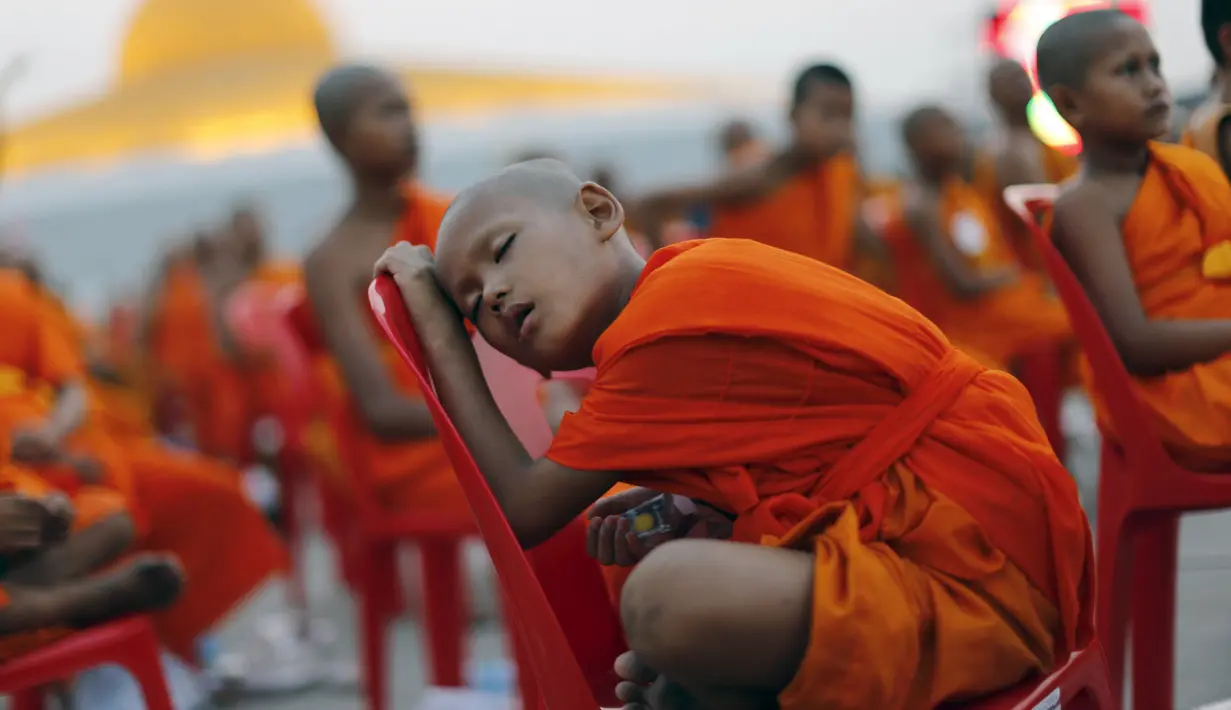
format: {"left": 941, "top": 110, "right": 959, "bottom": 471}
{"left": 0, "top": 616, "right": 158, "bottom": 690}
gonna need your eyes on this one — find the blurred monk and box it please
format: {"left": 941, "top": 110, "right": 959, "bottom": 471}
{"left": 973, "top": 59, "right": 1078, "bottom": 271}
{"left": 888, "top": 105, "right": 1070, "bottom": 371}
{"left": 303, "top": 65, "right": 467, "bottom": 519}
{"left": 195, "top": 207, "right": 302, "bottom": 463}
{"left": 0, "top": 258, "right": 286, "bottom": 662}
{"left": 0, "top": 468, "right": 182, "bottom": 662}
{"left": 636, "top": 63, "right": 888, "bottom": 276}
{"left": 375, "top": 159, "right": 1092, "bottom": 709}
{"left": 1041, "top": 10, "right": 1231, "bottom": 470}
{"left": 1183, "top": 0, "right": 1231, "bottom": 177}
{"left": 718, "top": 118, "right": 770, "bottom": 172}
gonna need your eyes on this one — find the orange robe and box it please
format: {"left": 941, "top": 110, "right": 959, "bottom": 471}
{"left": 195, "top": 260, "right": 303, "bottom": 462}
{"left": 0, "top": 462, "right": 132, "bottom": 662}
{"left": 25, "top": 279, "right": 286, "bottom": 661}
{"left": 547, "top": 240, "right": 1092, "bottom": 710}
{"left": 307, "top": 185, "right": 468, "bottom": 515}
{"left": 149, "top": 261, "right": 212, "bottom": 438}
{"left": 973, "top": 142, "right": 1078, "bottom": 271}
{"left": 710, "top": 154, "right": 861, "bottom": 269}
{"left": 883, "top": 178, "right": 1070, "bottom": 370}
{"left": 1091, "top": 141, "right": 1231, "bottom": 469}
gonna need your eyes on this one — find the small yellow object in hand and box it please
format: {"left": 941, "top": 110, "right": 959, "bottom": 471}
{"left": 632, "top": 513, "right": 657, "bottom": 534}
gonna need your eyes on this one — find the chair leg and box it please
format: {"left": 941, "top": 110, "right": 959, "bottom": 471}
{"left": 510, "top": 623, "right": 542, "bottom": 710}
{"left": 1094, "top": 468, "right": 1131, "bottom": 710}
{"left": 10, "top": 689, "right": 44, "bottom": 710}
{"left": 122, "top": 625, "right": 176, "bottom": 710}
{"left": 278, "top": 454, "right": 307, "bottom": 616}
{"left": 361, "top": 541, "right": 397, "bottom": 710}
{"left": 1131, "top": 513, "right": 1178, "bottom": 710}
{"left": 1019, "top": 350, "right": 1065, "bottom": 462}
{"left": 419, "top": 538, "right": 465, "bottom": 687}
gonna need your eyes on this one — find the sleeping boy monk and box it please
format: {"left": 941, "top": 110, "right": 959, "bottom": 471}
{"left": 890, "top": 105, "right": 1071, "bottom": 372}
{"left": 1040, "top": 9, "right": 1231, "bottom": 470}
{"left": 1182, "top": 0, "right": 1231, "bottom": 177}
{"left": 374, "top": 158, "right": 1093, "bottom": 710}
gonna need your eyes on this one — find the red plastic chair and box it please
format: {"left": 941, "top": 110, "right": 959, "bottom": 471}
{"left": 368, "top": 277, "right": 634, "bottom": 708}
{"left": 1005, "top": 184, "right": 1231, "bottom": 710}
{"left": 368, "top": 275, "right": 1109, "bottom": 710}
{"left": 225, "top": 282, "right": 312, "bottom": 616}
{"left": 273, "top": 286, "right": 475, "bottom": 710}
{"left": 0, "top": 616, "right": 172, "bottom": 710}
{"left": 948, "top": 644, "right": 1114, "bottom": 710}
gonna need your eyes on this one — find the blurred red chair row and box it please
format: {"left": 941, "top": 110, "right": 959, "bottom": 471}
{"left": 1006, "top": 184, "right": 1231, "bottom": 710}
{"left": 0, "top": 616, "right": 172, "bottom": 710}
{"left": 368, "top": 273, "right": 1110, "bottom": 710}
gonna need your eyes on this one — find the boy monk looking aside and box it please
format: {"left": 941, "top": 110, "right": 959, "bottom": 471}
{"left": 374, "top": 159, "right": 1093, "bottom": 710}
{"left": 1042, "top": 9, "right": 1231, "bottom": 470}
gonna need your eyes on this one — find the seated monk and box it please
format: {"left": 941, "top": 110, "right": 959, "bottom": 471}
{"left": 972, "top": 59, "right": 1079, "bottom": 272}
{"left": 302, "top": 65, "right": 468, "bottom": 521}
{"left": 138, "top": 236, "right": 212, "bottom": 443}
{"left": 1181, "top": 0, "right": 1231, "bottom": 177}
{"left": 635, "top": 63, "right": 889, "bottom": 283}
{"left": 0, "top": 263, "right": 286, "bottom": 662}
{"left": 888, "top": 105, "right": 1070, "bottom": 371}
{"left": 1041, "top": 10, "right": 1231, "bottom": 471}
{"left": 374, "top": 159, "right": 1093, "bottom": 709}
{"left": 194, "top": 207, "right": 303, "bottom": 463}
{"left": 0, "top": 466, "right": 181, "bottom": 662}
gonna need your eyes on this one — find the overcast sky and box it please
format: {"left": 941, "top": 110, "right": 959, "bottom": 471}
{"left": 0, "top": 0, "right": 1211, "bottom": 123}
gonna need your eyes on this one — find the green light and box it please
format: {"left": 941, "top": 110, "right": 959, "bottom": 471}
{"left": 1027, "top": 91, "right": 1080, "bottom": 153}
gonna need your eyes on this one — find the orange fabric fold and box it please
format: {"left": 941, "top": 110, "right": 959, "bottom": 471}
{"left": 710, "top": 154, "right": 861, "bottom": 269}
{"left": 973, "top": 143, "right": 1078, "bottom": 271}
{"left": 884, "top": 178, "right": 1070, "bottom": 370}
{"left": 547, "top": 239, "right": 1092, "bottom": 705}
{"left": 1091, "top": 141, "right": 1231, "bottom": 468}
{"left": 309, "top": 184, "right": 468, "bottom": 515}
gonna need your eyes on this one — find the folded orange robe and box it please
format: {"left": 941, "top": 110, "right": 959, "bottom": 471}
{"left": 884, "top": 178, "right": 1070, "bottom": 371}
{"left": 710, "top": 154, "right": 860, "bottom": 269}
{"left": 27, "top": 280, "right": 286, "bottom": 661}
{"left": 0, "top": 463, "right": 132, "bottom": 662}
{"left": 307, "top": 184, "right": 468, "bottom": 516}
{"left": 1085, "top": 142, "right": 1231, "bottom": 469}
{"left": 973, "top": 142, "right": 1078, "bottom": 271}
{"left": 547, "top": 239, "right": 1092, "bottom": 710}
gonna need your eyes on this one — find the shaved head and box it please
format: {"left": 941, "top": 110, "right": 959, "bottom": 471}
{"left": 987, "top": 58, "right": 1036, "bottom": 115}
{"left": 434, "top": 160, "right": 641, "bottom": 373}
{"left": 1036, "top": 9, "right": 1133, "bottom": 94}
{"left": 313, "top": 65, "right": 391, "bottom": 145}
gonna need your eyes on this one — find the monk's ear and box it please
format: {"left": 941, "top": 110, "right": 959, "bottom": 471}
{"left": 578, "top": 182, "right": 625, "bottom": 242}
{"left": 1046, "top": 86, "right": 1082, "bottom": 130}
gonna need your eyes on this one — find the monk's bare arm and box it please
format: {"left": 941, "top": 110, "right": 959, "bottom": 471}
{"left": 635, "top": 146, "right": 819, "bottom": 214}
{"left": 200, "top": 267, "right": 250, "bottom": 366}
{"left": 304, "top": 237, "right": 436, "bottom": 441}
{"left": 540, "top": 379, "right": 585, "bottom": 435}
{"left": 43, "top": 380, "right": 87, "bottom": 443}
{"left": 904, "top": 196, "right": 1017, "bottom": 299}
{"left": 391, "top": 275, "right": 621, "bottom": 548}
{"left": 993, "top": 144, "right": 1048, "bottom": 191}
{"left": 1053, "top": 186, "right": 1231, "bottom": 375}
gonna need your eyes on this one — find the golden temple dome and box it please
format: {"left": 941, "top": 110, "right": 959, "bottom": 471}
{"left": 117, "top": 0, "right": 334, "bottom": 87}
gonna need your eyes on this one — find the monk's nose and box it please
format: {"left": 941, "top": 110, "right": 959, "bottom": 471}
{"left": 484, "top": 287, "right": 509, "bottom": 314}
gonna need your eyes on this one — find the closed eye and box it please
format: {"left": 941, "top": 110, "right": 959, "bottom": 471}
{"left": 495, "top": 233, "right": 516, "bottom": 262}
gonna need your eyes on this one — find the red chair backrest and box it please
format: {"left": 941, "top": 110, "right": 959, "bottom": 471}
{"left": 367, "top": 275, "right": 602, "bottom": 709}
{"left": 1003, "top": 185, "right": 1173, "bottom": 471}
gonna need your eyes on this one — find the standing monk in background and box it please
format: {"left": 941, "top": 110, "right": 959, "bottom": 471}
{"left": 635, "top": 64, "right": 889, "bottom": 281}
{"left": 1183, "top": 0, "right": 1231, "bottom": 177}
{"left": 973, "top": 59, "right": 1078, "bottom": 272}
{"left": 304, "top": 65, "right": 468, "bottom": 521}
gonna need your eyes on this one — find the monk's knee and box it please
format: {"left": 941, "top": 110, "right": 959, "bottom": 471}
{"left": 620, "top": 539, "right": 717, "bottom": 673}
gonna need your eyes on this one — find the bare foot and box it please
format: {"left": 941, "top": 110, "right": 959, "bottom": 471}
{"left": 63, "top": 554, "right": 184, "bottom": 628}
{"left": 615, "top": 651, "right": 698, "bottom": 710}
